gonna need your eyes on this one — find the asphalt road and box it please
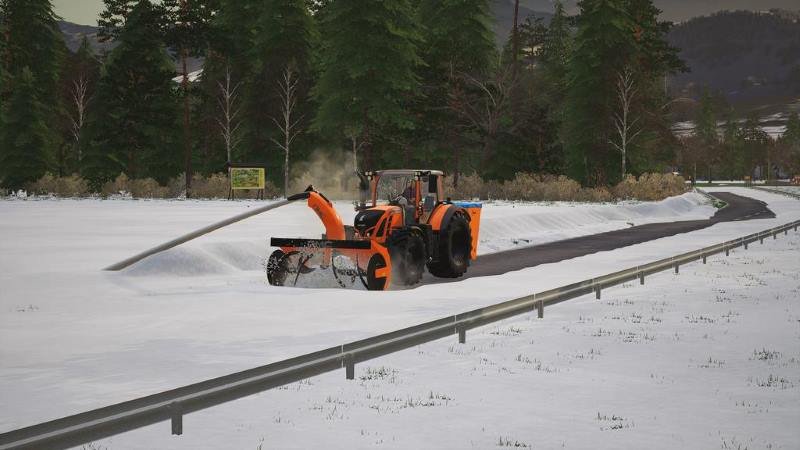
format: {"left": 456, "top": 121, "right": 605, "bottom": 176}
{"left": 426, "top": 192, "right": 774, "bottom": 283}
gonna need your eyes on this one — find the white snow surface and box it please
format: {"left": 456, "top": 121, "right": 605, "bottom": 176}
{"left": 0, "top": 188, "right": 799, "bottom": 449}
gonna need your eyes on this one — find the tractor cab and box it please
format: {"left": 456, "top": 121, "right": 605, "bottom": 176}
{"left": 358, "top": 170, "right": 444, "bottom": 224}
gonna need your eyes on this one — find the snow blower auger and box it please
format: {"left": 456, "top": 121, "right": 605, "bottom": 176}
{"left": 267, "top": 170, "right": 482, "bottom": 290}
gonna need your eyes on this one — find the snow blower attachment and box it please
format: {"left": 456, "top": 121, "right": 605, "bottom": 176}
{"left": 267, "top": 170, "right": 482, "bottom": 290}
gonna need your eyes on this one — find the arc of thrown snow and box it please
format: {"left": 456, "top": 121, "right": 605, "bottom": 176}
{"left": 104, "top": 199, "right": 293, "bottom": 271}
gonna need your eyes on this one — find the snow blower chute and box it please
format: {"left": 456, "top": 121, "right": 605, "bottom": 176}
{"left": 267, "top": 170, "right": 482, "bottom": 290}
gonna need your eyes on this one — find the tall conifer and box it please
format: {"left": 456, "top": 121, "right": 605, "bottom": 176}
{"left": 312, "top": 0, "right": 422, "bottom": 170}
{"left": 84, "top": 1, "right": 179, "bottom": 186}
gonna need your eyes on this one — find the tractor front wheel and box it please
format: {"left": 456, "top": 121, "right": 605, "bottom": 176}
{"left": 366, "top": 253, "right": 388, "bottom": 291}
{"left": 267, "top": 249, "right": 289, "bottom": 286}
{"left": 389, "top": 231, "right": 426, "bottom": 286}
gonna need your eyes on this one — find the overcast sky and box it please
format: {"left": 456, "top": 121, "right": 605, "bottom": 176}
{"left": 54, "top": 0, "right": 799, "bottom": 26}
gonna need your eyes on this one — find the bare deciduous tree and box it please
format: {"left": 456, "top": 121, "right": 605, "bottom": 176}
{"left": 450, "top": 64, "right": 517, "bottom": 174}
{"left": 217, "top": 64, "right": 242, "bottom": 166}
{"left": 609, "top": 67, "right": 643, "bottom": 179}
{"left": 270, "top": 64, "right": 304, "bottom": 198}
{"left": 68, "top": 75, "right": 90, "bottom": 172}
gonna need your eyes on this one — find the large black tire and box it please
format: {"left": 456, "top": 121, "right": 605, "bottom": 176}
{"left": 388, "top": 230, "right": 427, "bottom": 286}
{"left": 267, "top": 249, "right": 289, "bottom": 286}
{"left": 366, "top": 253, "right": 388, "bottom": 291}
{"left": 427, "top": 213, "right": 471, "bottom": 278}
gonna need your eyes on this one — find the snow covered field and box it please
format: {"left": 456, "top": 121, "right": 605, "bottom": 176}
{"left": 1, "top": 188, "right": 798, "bottom": 449}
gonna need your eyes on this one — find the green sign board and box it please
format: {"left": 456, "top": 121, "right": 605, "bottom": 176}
{"left": 230, "top": 167, "right": 265, "bottom": 190}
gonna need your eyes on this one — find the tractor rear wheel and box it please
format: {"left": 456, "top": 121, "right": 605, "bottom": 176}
{"left": 389, "top": 231, "right": 426, "bottom": 286}
{"left": 427, "top": 213, "right": 471, "bottom": 278}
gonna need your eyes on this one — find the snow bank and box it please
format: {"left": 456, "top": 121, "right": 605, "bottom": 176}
{"left": 477, "top": 192, "right": 714, "bottom": 253}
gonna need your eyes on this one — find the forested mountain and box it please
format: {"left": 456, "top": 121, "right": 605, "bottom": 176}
{"left": 58, "top": 20, "right": 109, "bottom": 52}
{"left": 667, "top": 10, "right": 800, "bottom": 104}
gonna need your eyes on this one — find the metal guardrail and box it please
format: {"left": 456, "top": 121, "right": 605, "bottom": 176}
{"left": 2, "top": 219, "right": 799, "bottom": 450}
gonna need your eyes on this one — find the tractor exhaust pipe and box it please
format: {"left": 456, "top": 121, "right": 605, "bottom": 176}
{"left": 356, "top": 171, "right": 370, "bottom": 210}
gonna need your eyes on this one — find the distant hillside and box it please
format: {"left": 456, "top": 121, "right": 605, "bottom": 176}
{"left": 667, "top": 10, "right": 800, "bottom": 105}
{"left": 58, "top": 20, "right": 111, "bottom": 53}
{"left": 492, "top": 0, "right": 553, "bottom": 44}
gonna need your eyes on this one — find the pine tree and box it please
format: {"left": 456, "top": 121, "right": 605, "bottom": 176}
{"left": 695, "top": 89, "right": 718, "bottom": 144}
{"left": 780, "top": 111, "right": 800, "bottom": 177}
{"left": 540, "top": 1, "right": 571, "bottom": 109}
{"left": 84, "top": 1, "right": 179, "bottom": 186}
{"left": 191, "top": 0, "right": 259, "bottom": 174}
{"left": 621, "top": 0, "right": 685, "bottom": 176}
{"left": 1, "top": 0, "right": 63, "bottom": 97}
{"left": 0, "top": 0, "right": 64, "bottom": 188}
{"left": 163, "top": 0, "right": 217, "bottom": 196}
{"left": 416, "top": 0, "right": 496, "bottom": 182}
{"left": 562, "top": 0, "right": 636, "bottom": 185}
{"left": 312, "top": 0, "right": 422, "bottom": 171}
{"left": 785, "top": 111, "right": 800, "bottom": 146}
{"left": 719, "top": 111, "right": 742, "bottom": 179}
{"left": 244, "top": 0, "right": 315, "bottom": 184}
{"left": 740, "top": 113, "right": 768, "bottom": 180}
{"left": 0, "top": 68, "right": 52, "bottom": 188}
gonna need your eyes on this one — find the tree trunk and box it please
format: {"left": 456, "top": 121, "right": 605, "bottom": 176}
{"left": 512, "top": 0, "right": 520, "bottom": 79}
{"left": 351, "top": 136, "right": 358, "bottom": 173}
{"left": 284, "top": 149, "right": 290, "bottom": 198}
{"left": 181, "top": 48, "right": 192, "bottom": 198}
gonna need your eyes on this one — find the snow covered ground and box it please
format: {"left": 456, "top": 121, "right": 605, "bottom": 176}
{"left": 759, "top": 186, "right": 800, "bottom": 197}
{"left": 0, "top": 188, "right": 798, "bottom": 449}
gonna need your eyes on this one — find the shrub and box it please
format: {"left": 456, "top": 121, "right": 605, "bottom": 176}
{"left": 190, "top": 173, "right": 281, "bottom": 199}
{"left": 502, "top": 173, "right": 583, "bottom": 201}
{"left": 101, "top": 173, "right": 132, "bottom": 197}
{"left": 444, "top": 172, "right": 684, "bottom": 202}
{"left": 612, "top": 173, "right": 687, "bottom": 201}
{"left": 167, "top": 173, "right": 187, "bottom": 198}
{"left": 191, "top": 173, "right": 230, "bottom": 199}
{"left": 27, "top": 173, "right": 90, "bottom": 197}
{"left": 129, "top": 178, "right": 169, "bottom": 198}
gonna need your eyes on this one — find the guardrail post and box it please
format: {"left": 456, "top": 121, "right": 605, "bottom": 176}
{"left": 595, "top": 287, "right": 601, "bottom": 300}
{"left": 760, "top": 235, "right": 764, "bottom": 244}
{"left": 170, "top": 402, "right": 183, "bottom": 436}
{"left": 785, "top": 229, "right": 788, "bottom": 236}
{"left": 702, "top": 254, "right": 707, "bottom": 264}
{"left": 639, "top": 273, "right": 644, "bottom": 285}
{"left": 674, "top": 264, "right": 679, "bottom": 274}
{"left": 773, "top": 232, "right": 777, "bottom": 240}
{"left": 345, "top": 355, "right": 355, "bottom": 380}
{"left": 725, "top": 247, "right": 730, "bottom": 256}
{"left": 458, "top": 327, "right": 466, "bottom": 344}
{"left": 537, "top": 300, "right": 544, "bottom": 319}
{"left": 744, "top": 242, "right": 748, "bottom": 250}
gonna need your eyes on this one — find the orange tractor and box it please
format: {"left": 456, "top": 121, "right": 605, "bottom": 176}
{"left": 267, "top": 170, "right": 482, "bottom": 290}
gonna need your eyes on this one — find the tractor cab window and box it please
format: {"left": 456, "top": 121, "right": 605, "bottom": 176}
{"left": 420, "top": 175, "right": 435, "bottom": 212}
{"left": 375, "top": 174, "right": 415, "bottom": 205}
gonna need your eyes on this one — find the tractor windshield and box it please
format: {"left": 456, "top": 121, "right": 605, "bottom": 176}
{"left": 375, "top": 174, "right": 415, "bottom": 205}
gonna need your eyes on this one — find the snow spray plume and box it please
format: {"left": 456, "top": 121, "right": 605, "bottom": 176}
{"left": 290, "top": 149, "right": 358, "bottom": 200}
